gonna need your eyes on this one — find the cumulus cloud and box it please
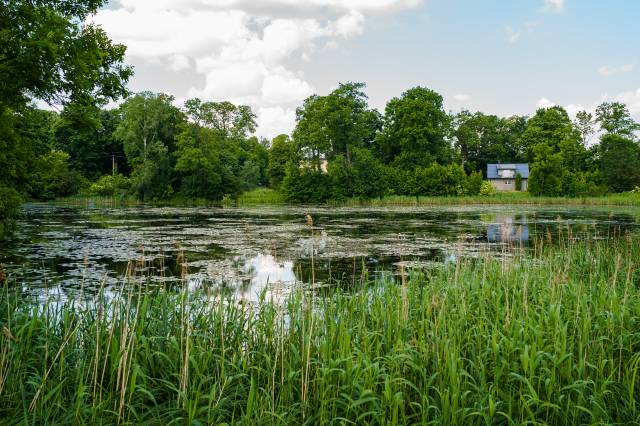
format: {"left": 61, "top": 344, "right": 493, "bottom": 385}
{"left": 598, "top": 64, "right": 635, "bottom": 76}
{"left": 536, "top": 89, "right": 640, "bottom": 123}
{"left": 92, "top": 0, "right": 422, "bottom": 138}
{"left": 613, "top": 88, "right": 640, "bottom": 116}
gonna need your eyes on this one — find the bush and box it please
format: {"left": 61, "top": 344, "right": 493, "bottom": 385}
{"left": 28, "top": 150, "right": 87, "bottom": 200}
{"left": 0, "top": 185, "right": 22, "bottom": 227}
{"left": 479, "top": 181, "right": 497, "bottom": 196}
{"left": 281, "top": 163, "right": 332, "bottom": 203}
{"left": 86, "top": 174, "right": 131, "bottom": 197}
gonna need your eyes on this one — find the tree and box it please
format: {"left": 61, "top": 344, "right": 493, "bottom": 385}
{"left": 595, "top": 102, "right": 638, "bottom": 138}
{"left": 600, "top": 134, "right": 640, "bottom": 192}
{"left": 0, "top": 0, "right": 131, "bottom": 111}
{"left": 452, "top": 111, "right": 526, "bottom": 175}
{"left": 378, "top": 87, "right": 452, "bottom": 168}
{"left": 0, "top": 0, "right": 130, "bottom": 221}
{"left": 115, "top": 92, "right": 184, "bottom": 200}
{"left": 267, "top": 134, "right": 297, "bottom": 188}
{"left": 184, "top": 98, "right": 256, "bottom": 139}
{"left": 574, "top": 110, "right": 596, "bottom": 145}
{"left": 528, "top": 144, "right": 564, "bottom": 196}
{"left": 55, "top": 107, "right": 128, "bottom": 179}
{"left": 293, "top": 82, "right": 381, "bottom": 169}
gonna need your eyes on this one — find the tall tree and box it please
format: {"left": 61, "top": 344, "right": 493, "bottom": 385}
{"left": 115, "top": 92, "right": 184, "bottom": 200}
{"left": 293, "top": 82, "right": 381, "bottom": 168}
{"left": 378, "top": 87, "right": 451, "bottom": 168}
{"left": 268, "top": 134, "right": 297, "bottom": 188}
{"left": 574, "top": 110, "right": 596, "bottom": 145}
{"left": 600, "top": 134, "right": 640, "bottom": 192}
{"left": 595, "top": 102, "right": 638, "bottom": 138}
{"left": 184, "top": 98, "right": 256, "bottom": 140}
{"left": 0, "top": 0, "right": 131, "bottom": 218}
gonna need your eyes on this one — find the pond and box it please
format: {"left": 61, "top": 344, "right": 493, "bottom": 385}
{"left": 1, "top": 203, "right": 639, "bottom": 302}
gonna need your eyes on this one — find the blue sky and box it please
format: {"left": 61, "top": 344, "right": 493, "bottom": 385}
{"left": 95, "top": 0, "right": 640, "bottom": 137}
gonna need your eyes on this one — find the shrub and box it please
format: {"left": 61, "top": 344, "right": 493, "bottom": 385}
{"left": 479, "top": 181, "right": 497, "bottom": 196}
{"left": 87, "top": 174, "right": 131, "bottom": 197}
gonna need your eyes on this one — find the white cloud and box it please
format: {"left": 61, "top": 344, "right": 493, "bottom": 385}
{"left": 543, "top": 0, "right": 565, "bottom": 13}
{"left": 613, "top": 88, "right": 640, "bottom": 116}
{"left": 598, "top": 63, "right": 635, "bottom": 76}
{"left": 453, "top": 94, "right": 471, "bottom": 102}
{"left": 536, "top": 97, "right": 556, "bottom": 109}
{"left": 256, "top": 106, "right": 297, "bottom": 139}
{"left": 92, "top": 0, "right": 422, "bottom": 138}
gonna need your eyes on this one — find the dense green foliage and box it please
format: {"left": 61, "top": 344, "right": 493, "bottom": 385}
{"left": 0, "top": 0, "right": 130, "bottom": 224}
{"left": 2, "top": 237, "right": 640, "bottom": 424}
{"left": 1, "top": 1, "right": 639, "bottom": 222}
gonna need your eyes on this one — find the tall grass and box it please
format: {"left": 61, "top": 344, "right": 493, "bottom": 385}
{"left": 1, "top": 237, "right": 640, "bottom": 424}
{"left": 335, "top": 192, "right": 640, "bottom": 207}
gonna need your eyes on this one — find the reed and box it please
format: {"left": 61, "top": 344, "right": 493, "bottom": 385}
{"left": 334, "top": 192, "right": 640, "bottom": 207}
{"left": 1, "top": 237, "right": 639, "bottom": 424}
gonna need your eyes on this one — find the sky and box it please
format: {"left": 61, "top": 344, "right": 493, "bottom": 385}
{"left": 92, "top": 0, "right": 640, "bottom": 138}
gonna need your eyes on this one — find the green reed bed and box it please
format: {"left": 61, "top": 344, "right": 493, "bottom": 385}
{"left": 1, "top": 238, "right": 640, "bottom": 425}
{"left": 335, "top": 192, "right": 640, "bottom": 207}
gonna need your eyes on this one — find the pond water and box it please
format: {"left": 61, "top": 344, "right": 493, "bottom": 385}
{"left": 1, "top": 203, "right": 639, "bottom": 302}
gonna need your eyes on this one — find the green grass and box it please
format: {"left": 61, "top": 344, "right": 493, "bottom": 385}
{"left": 2, "top": 237, "right": 640, "bottom": 424}
{"left": 235, "top": 188, "right": 285, "bottom": 205}
{"left": 335, "top": 192, "right": 640, "bottom": 207}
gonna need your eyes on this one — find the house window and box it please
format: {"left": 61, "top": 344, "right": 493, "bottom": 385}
{"left": 505, "top": 181, "right": 511, "bottom": 185}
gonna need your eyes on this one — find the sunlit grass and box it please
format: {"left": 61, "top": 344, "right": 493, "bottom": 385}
{"left": 2, "top": 236, "right": 640, "bottom": 424}
{"left": 236, "top": 188, "right": 285, "bottom": 205}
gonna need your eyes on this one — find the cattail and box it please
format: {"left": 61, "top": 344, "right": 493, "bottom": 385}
{"left": 0, "top": 263, "right": 5, "bottom": 283}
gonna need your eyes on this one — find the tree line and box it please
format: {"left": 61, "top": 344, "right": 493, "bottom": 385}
{"left": 2, "top": 0, "right": 640, "bottom": 225}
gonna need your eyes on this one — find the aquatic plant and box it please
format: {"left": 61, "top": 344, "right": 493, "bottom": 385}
{"left": 1, "top": 237, "right": 640, "bottom": 424}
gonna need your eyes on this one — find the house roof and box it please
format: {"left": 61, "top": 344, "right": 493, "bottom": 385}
{"left": 487, "top": 163, "right": 529, "bottom": 179}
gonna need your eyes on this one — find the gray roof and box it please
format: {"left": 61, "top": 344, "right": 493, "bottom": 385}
{"left": 487, "top": 163, "right": 529, "bottom": 179}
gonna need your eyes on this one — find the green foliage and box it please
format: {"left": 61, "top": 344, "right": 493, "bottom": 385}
{"left": 86, "top": 174, "right": 131, "bottom": 197}
{"left": 595, "top": 102, "right": 639, "bottom": 138}
{"left": 268, "top": 134, "right": 297, "bottom": 188}
{"left": 479, "top": 181, "right": 497, "bottom": 196}
{"left": 293, "top": 82, "right": 381, "bottom": 169}
{"left": 2, "top": 238, "right": 640, "bottom": 423}
{"left": 55, "top": 107, "right": 128, "bottom": 179}
{"left": 0, "top": 0, "right": 131, "bottom": 111}
{"left": 465, "top": 170, "right": 484, "bottom": 195}
{"left": 281, "top": 162, "right": 331, "bottom": 203}
{"left": 116, "top": 92, "right": 184, "bottom": 200}
{"left": 515, "top": 172, "right": 522, "bottom": 191}
{"left": 600, "top": 134, "right": 640, "bottom": 192}
{"left": 453, "top": 111, "right": 527, "bottom": 174}
{"left": 379, "top": 87, "right": 452, "bottom": 167}
{"left": 28, "top": 150, "right": 87, "bottom": 200}
{"left": 0, "top": 185, "right": 22, "bottom": 231}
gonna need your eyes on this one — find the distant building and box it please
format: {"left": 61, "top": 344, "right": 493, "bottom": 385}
{"left": 487, "top": 163, "right": 529, "bottom": 191}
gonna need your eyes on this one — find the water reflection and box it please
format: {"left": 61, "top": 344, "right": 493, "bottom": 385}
{"left": 487, "top": 215, "right": 529, "bottom": 244}
{"left": 2, "top": 204, "right": 639, "bottom": 301}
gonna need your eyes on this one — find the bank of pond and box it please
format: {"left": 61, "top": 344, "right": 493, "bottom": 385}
{"left": 1, "top": 235, "right": 640, "bottom": 424}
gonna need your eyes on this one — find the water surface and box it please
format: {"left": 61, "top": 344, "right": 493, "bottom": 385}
{"left": 2, "top": 203, "right": 639, "bottom": 301}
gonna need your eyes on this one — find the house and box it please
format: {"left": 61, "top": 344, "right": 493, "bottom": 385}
{"left": 487, "top": 163, "right": 529, "bottom": 191}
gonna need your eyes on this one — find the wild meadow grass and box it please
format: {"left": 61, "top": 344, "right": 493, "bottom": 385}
{"left": 1, "top": 237, "right": 640, "bottom": 424}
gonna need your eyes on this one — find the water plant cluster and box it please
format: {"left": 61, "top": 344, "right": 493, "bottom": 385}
{"left": 1, "top": 236, "right": 639, "bottom": 424}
